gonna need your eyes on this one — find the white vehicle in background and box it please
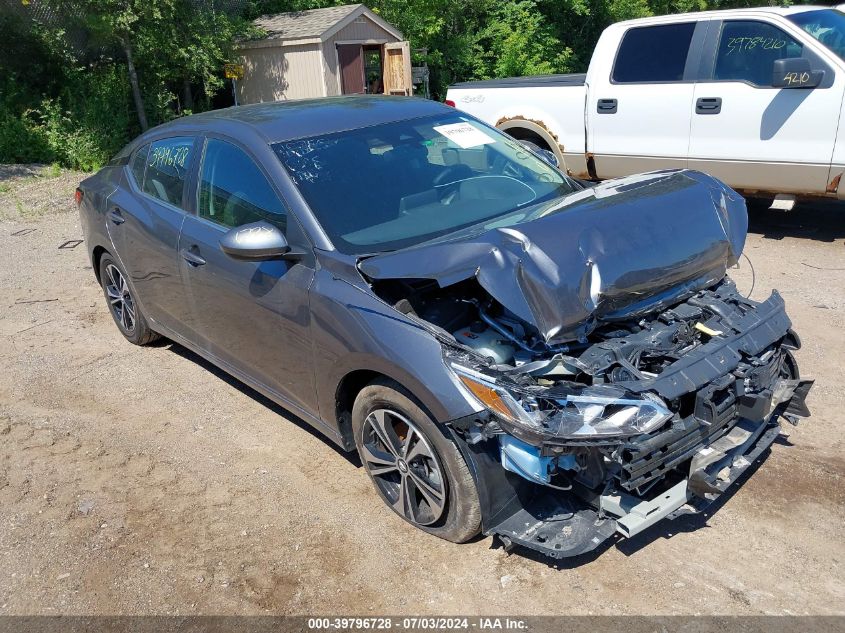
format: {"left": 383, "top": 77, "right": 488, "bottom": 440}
{"left": 446, "top": 6, "right": 845, "bottom": 205}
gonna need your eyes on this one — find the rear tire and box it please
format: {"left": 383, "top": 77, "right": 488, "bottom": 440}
{"left": 352, "top": 378, "right": 481, "bottom": 543}
{"left": 98, "top": 254, "right": 160, "bottom": 346}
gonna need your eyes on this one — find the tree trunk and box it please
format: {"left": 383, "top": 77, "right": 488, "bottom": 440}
{"left": 123, "top": 40, "right": 148, "bottom": 131}
{"left": 182, "top": 78, "right": 194, "bottom": 113}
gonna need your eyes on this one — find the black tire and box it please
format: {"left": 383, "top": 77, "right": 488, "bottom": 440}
{"left": 352, "top": 378, "right": 481, "bottom": 543}
{"left": 98, "top": 253, "right": 160, "bottom": 346}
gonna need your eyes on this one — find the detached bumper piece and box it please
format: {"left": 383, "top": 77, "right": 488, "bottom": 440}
{"left": 479, "top": 378, "right": 812, "bottom": 560}
{"left": 492, "top": 493, "right": 617, "bottom": 559}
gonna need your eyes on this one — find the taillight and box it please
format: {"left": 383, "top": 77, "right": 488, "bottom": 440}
{"left": 444, "top": 99, "right": 456, "bottom": 107}
{"left": 75, "top": 188, "right": 83, "bottom": 205}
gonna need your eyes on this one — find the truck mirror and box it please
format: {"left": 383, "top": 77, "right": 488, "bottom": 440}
{"left": 772, "top": 58, "right": 823, "bottom": 88}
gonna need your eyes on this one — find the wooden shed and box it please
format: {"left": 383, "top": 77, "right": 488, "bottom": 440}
{"left": 236, "top": 4, "right": 413, "bottom": 103}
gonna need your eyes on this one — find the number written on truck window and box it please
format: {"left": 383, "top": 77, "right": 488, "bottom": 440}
{"left": 714, "top": 21, "right": 803, "bottom": 87}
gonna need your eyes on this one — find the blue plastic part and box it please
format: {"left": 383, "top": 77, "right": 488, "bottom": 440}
{"left": 499, "top": 435, "right": 554, "bottom": 484}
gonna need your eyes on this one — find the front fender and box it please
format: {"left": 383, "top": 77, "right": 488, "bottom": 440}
{"left": 309, "top": 268, "right": 481, "bottom": 431}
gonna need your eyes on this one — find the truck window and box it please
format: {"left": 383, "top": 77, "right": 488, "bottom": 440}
{"left": 714, "top": 21, "right": 803, "bottom": 87}
{"left": 612, "top": 23, "right": 696, "bottom": 83}
{"left": 788, "top": 9, "right": 845, "bottom": 61}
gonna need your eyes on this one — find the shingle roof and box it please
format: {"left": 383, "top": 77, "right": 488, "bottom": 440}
{"left": 253, "top": 4, "right": 363, "bottom": 41}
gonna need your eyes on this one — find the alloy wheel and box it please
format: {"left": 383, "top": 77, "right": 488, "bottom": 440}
{"left": 104, "top": 263, "right": 136, "bottom": 333}
{"left": 360, "top": 408, "right": 447, "bottom": 526}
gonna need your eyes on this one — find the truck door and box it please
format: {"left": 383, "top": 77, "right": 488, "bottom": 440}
{"left": 587, "top": 21, "right": 705, "bottom": 179}
{"left": 688, "top": 19, "right": 842, "bottom": 195}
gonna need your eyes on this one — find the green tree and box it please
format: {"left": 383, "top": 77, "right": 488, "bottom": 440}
{"left": 137, "top": 1, "right": 257, "bottom": 113}
{"left": 45, "top": 0, "right": 178, "bottom": 130}
{"left": 479, "top": 0, "right": 573, "bottom": 78}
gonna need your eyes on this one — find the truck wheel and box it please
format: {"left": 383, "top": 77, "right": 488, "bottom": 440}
{"left": 352, "top": 378, "right": 481, "bottom": 543}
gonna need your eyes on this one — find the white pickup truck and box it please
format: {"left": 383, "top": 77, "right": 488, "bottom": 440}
{"left": 446, "top": 6, "right": 845, "bottom": 202}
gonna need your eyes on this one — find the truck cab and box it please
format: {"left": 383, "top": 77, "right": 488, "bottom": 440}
{"left": 447, "top": 7, "right": 845, "bottom": 201}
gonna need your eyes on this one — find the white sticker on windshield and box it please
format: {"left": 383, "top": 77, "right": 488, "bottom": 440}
{"left": 433, "top": 122, "right": 496, "bottom": 149}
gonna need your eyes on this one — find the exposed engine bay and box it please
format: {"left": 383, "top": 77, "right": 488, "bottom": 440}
{"left": 360, "top": 171, "right": 813, "bottom": 558}
{"left": 371, "top": 273, "right": 813, "bottom": 557}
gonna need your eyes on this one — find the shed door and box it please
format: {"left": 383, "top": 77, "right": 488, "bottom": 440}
{"left": 383, "top": 41, "right": 413, "bottom": 95}
{"left": 338, "top": 44, "right": 365, "bottom": 94}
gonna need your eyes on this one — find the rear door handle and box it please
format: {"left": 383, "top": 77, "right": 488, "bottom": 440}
{"left": 696, "top": 97, "right": 722, "bottom": 115}
{"left": 597, "top": 98, "right": 618, "bottom": 114}
{"left": 107, "top": 208, "right": 125, "bottom": 225}
{"left": 181, "top": 247, "right": 206, "bottom": 267}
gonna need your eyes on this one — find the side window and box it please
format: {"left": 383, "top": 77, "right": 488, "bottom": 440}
{"left": 129, "top": 143, "right": 149, "bottom": 188}
{"left": 198, "top": 139, "right": 287, "bottom": 231}
{"left": 714, "top": 21, "right": 803, "bottom": 86}
{"left": 143, "top": 137, "right": 194, "bottom": 207}
{"left": 612, "top": 22, "right": 697, "bottom": 83}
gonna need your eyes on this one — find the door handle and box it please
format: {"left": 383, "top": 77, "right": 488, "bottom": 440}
{"left": 181, "top": 247, "right": 206, "bottom": 267}
{"left": 107, "top": 208, "right": 125, "bottom": 225}
{"left": 696, "top": 97, "right": 722, "bottom": 115}
{"left": 597, "top": 98, "right": 618, "bottom": 114}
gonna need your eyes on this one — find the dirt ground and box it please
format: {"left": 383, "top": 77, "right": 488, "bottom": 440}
{"left": 0, "top": 164, "right": 843, "bottom": 616}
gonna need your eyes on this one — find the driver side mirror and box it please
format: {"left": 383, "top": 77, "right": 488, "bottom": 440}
{"left": 219, "top": 221, "right": 302, "bottom": 261}
{"left": 772, "top": 58, "right": 823, "bottom": 89}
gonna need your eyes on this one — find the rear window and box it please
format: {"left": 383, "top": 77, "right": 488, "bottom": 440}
{"left": 612, "top": 22, "right": 696, "bottom": 83}
{"left": 142, "top": 137, "right": 194, "bottom": 207}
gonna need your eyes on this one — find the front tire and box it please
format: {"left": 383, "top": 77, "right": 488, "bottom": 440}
{"left": 99, "top": 254, "right": 159, "bottom": 346}
{"left": 352, "top": 378, "right": 481, "bottom": 543}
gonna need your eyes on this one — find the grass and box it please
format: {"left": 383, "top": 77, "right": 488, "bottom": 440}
{"left": 0, "top": 162, "right": 84, "bottom": 221}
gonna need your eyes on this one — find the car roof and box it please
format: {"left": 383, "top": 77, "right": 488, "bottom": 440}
{"left": 614, "top": 4, "right": 835, "bottom": 27}
{"left": 143, "top": 96, "right": 451, "bottom": 145}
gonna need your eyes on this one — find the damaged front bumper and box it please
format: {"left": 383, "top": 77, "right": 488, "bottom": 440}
{"left": 451, "top": 376, "right": 811, "bottom": 559}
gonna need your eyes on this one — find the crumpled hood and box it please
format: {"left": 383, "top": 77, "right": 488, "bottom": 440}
{"left": 359, "top": 170, "right": 748, "bottom": 344}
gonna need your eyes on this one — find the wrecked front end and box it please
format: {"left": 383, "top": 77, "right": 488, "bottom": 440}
{"left": 361, "top": 170, "right": 813, "bottom": 558}
{"left": 443, "top": 280, "right": 812, "bottom": 558}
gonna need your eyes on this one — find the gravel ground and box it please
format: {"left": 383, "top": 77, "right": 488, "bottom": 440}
{"left": 0, "top": 165, "right": 843, "bottom": 615}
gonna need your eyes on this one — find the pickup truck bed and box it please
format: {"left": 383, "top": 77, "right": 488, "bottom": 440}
{"left": 449, "top": 74, "right": 586, "bottom": 89}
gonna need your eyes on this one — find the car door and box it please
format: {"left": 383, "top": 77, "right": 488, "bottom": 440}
{"left": 586, "top": 20, "right": 706, "bottom": 178}
{"left": 106, "top": 136, "right": 197, "bottom": 335}
{"left": 178, "top": 136, "right": 318, "bottom": 415}
{"left": 688, "top": 19, "right": 843, "bottom": 194}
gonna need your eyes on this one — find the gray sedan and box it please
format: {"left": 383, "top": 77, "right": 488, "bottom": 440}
{"left": 78, "top": 96, "right": 812, "bottom": 559}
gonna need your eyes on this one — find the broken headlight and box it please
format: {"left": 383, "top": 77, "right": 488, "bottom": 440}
{"left": 448, "top": 361, "right": 672, "bottom": 441}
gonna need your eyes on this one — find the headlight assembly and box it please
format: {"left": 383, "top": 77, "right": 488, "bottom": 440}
{"left": 448, "top": 360, "right": 672, "bottom": 442}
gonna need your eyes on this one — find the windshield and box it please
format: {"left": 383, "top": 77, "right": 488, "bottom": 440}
{"left": 788, "top": 9, "right": 845, "bottom": 61}
{"left": 273, "top": 113, "right": 576, "bottom": 254}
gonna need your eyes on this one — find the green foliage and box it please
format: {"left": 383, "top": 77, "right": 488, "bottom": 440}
{"left": 0, "top": 0, "right": 813, "bottom": 168}
{"left": 478, "top": 1, "right": 574, "bottom": 78}
{"left": 0, "top": 107, "right": 54, "bottom": 165}
{"left": 0, "top": 64, "right": 134, "bottom": 171}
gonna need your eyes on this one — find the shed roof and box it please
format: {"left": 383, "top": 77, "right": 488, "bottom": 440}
{"left": 249, "top": 4, "right": 402, "bottom": 46}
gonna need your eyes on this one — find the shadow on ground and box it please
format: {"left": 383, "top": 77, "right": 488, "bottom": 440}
{"left": 163, "top": 339, "right": 361, "bottom": 469}
{"left": 748, "top": 199, "right": 845, "bottom": 243}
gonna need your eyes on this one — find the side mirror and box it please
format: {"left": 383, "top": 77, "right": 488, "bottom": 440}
{"left": 773, "top": 58, "right": 823, "bottom": 88}
{"left": 219, "top": 221, "right": 300, "bottom": 261}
